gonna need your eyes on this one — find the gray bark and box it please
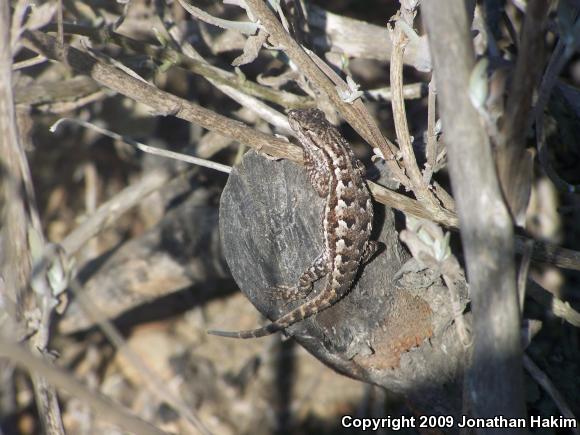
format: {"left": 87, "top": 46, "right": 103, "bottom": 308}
{"left": 219, "top": 151, "right": 470, "bottom": 421}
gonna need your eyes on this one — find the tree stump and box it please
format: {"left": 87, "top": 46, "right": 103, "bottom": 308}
{"left": 219, "top": 150, "right": 470, "bottom": 422}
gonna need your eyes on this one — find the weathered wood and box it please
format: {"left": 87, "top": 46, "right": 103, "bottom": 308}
{"left": 220, "top": 151, "right": 470, "bottom": 420}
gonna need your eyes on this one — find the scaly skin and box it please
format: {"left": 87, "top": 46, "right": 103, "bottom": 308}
{"left": 208, "top": 109, "right": 377, "bottom": 339}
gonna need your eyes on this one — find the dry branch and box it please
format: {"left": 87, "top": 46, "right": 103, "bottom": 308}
{"left": 389, "top": 9, "right": 448, "bottom": 215}
{"left": 0, "top": 3, "right": 64, "bottom": 432}
{"left": 7, "top": 2, "right": 580, "bottom": 432}
{"left": 19, "top": 30, "right": 580, "bottom": 275}
{"left": 242, "top": 0, "right": 412, "bottom": 190}
{"left": 21, "top": 30, "right": 303, "bottom": 163}
{"left": 422, "top": 0, "right": 526, "bottom": 427}
{"left": 45, "top": 23, "right": 314, "bottom": 110}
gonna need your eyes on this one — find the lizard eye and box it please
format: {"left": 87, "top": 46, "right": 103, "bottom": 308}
{"left": 288, "top": 116, "right": 301, "bottom": 132}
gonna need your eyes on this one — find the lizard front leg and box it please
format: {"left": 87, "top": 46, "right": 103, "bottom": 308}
{"left": 303, "top": 147, "right": 330, "bottom": 198}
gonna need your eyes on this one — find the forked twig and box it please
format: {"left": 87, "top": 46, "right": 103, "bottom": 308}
{"left": 243, "top": 0, "right": 412, "bottom": 189}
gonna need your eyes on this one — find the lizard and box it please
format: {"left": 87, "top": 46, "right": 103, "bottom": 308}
{"left": 207, "top": 108, "right": 378, "bottom": 339}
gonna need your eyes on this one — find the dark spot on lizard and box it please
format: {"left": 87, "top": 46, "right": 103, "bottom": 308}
{"left": 342, "top": 216, "right": 357, "bottom": 228}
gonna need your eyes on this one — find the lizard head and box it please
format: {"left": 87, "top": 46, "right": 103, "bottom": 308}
{"left": 287, "top": 109, "right": 331, "bottom": 149}
{"left": 288, "top": 109, "right": 328, "bottom": 133}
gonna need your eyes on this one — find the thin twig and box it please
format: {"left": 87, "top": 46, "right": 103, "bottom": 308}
{"left": 21, "top": 30, "right": 304, "bottom": 163}
{"left": 59, "top": 169, "right": 171, "bottom": 257}
{"left": 366, "top": 182, "right": 457, "bottom": 228}
{"left": 50, "top": 119, "right": 232, "bottom": 174}
{"left": 390, "top": 15, "right": 437, "bottom": 208}
{"left": 523, "top": 354, "right": 580, "bottom": 434}
{"left": 12, "top": 54, "right": 47, "bottom": 70}
{"left": 34, "top": 90, "right": 106, "bottom": 114}
{"left": 517, "top": 239, "right": 534, "bottom": 311}
{"left": 433, "top": 182, "right": 455, "bottom": 213}
{"left": 10, "top": 0, "right": 29, "bottom": 52}
{"left": 45, "top": 23, "right": 314, "bottom": 110}
{"left": 56, "top": 0, "right": 67, "bottom": 69}
{"left": 389, "top": 6, "right": 454, "bottom": 225}
{"left": 157, "top": 13, "right": 293, "bottom": 132}
{"left": 526, "top": 279, "right": 580, "bottom": 327}
{"left": 423, "top": 78, "right": 437, "bottom": 184}
{"left": 177, "top": 0, "right": 258, "bottom": 34}
{"left": 363, "top": 82, "right": 426, "bottom": 101}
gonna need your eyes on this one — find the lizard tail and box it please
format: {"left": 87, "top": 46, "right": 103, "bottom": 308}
{"left": 207, "top": 322, "right": 282, "bottom": 339}
{"left": 207, "top": 289, "right": 338, "bottom": 339}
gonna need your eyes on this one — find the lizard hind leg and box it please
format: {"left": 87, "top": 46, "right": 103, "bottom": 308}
{"left": 264, "top": 251, "right": 330, "bottom": 305}
{"left": 297, "top": 250, "right": 330, "bottom": 293}
{"left": 361, "top": 240, "right": 380, "bottom": 264}
{"left": 208, "top": 252, "right": 332, "bottom": 339}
